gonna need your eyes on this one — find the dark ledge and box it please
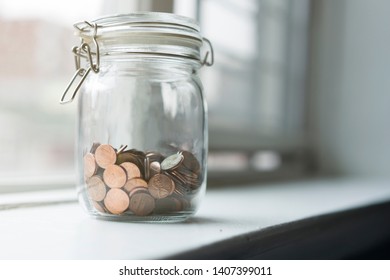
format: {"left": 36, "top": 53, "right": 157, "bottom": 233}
{"left": 166, "top": 201, "right": 390, "bottom": 260}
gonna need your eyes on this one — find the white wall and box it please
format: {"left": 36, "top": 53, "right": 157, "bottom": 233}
{"left": 310, "top": 0, "right": 390, "bottom": 178}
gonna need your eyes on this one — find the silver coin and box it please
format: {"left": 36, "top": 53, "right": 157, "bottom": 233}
{"left": 161, "top": 153, "right": 184, "bottom": 171}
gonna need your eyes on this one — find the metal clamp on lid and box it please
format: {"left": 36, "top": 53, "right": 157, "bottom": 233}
{"left": 60, "top": 21, "right": 100, "bottom": 104}
{"left": 60, "top": 14, "right": 214, "bottom": 104}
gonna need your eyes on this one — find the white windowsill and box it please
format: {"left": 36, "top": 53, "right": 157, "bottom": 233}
{"left": 0, "top": 177, "right": 389, "bottom": 259}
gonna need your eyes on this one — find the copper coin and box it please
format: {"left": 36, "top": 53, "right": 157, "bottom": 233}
{"left": 161, "top": 153, "right": 184, "bottom": 171}
{"left": 103, "top": 164, "right": 127, "bottom": 188}
{"left": 129, "top": 187, "right": 149, "bottom": 197}
{"left": 104, "top": 188, "right": 130, "bottom": 214}
{"left": 181, "top": 150, "right": 201, "bottom": 173}
{"left": 116, "top": 151, "right": 145, "bottom": 176}
{"left": 128, "top": 149, "right": 146, "bottom": 157}
{"left": 87, "top": 176, "right": 106, "bottom": 201}
{"left": 144, "top": 157, "right": 150, "bottom": 181}
{"left": 177, "top": 165, "right": 199, "bottom": 179}
{"left": 83, "top": 153, "right": 97, "bottom": 178}
{"left": 120, "top": 162, "right": 141, "bottom": 180}
{"left": 155, "top": 197, "right": 182, "bottom": 213}
{"left": 92, "top": 201, "right": 106, "bottom": 213}
{"left": 86, "top": 176, "right": 107, "bottom": 202}
{"left": 169, "top": 170, "right": 187, "bottom": 185}
{"left": 95, "top": 144, "right": 117, "bottom": 168}
{"left": 123, "top": 178, "right": 148, "bottom": 193}
{"left": 129, "top": 191, "right": 155, "bottom": 216}
{"left": 173, "top": 184, "right": 191, "bottom": 197}
{"left": 146, "top": 151, "right": 164, "bottom": 162}
{"left": 148, "top": 174, "right": 175, "bottom": 199}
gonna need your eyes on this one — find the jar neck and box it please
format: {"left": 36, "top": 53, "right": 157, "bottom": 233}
{"left": 99, "top": 55, "right": 201, "bottom": 77}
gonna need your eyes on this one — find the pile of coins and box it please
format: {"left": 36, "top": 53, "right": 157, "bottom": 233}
{"left": 83, "top": 143, "right": 202, "bottom": 216}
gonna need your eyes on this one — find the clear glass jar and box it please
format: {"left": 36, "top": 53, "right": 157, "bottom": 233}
{"left": 61, "top": 13, "right": 213, "bottom": 222}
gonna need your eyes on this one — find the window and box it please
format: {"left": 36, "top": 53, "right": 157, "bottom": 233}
{"left": 0, "top": 0, "right": 104, "bottom": 190}
{"left": 0, "top": 0, "right": 311, "bottom": 191}
{"left": 176, "top": 0, "right": 311, "bottom": 181}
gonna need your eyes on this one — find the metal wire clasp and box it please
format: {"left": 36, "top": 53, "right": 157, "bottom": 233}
{"left": 201, "top": 37, "right": 214, "bottom": 67}
{"left": 60, "top": 22, "right": 100, "bottom": 104}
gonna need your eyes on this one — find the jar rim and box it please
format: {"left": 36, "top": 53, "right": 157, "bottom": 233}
{"left": 74, "top": 12, "right": 205, "bottom": 63}
{"left": 74, "top": 12, "right": 202, "bottom": 42}
{"left": 82, "top": 12, "right": 199, "bottom": 31}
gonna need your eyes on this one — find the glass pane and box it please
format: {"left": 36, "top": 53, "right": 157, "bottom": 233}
{"left": 0, "top": 0, "right": 104, "bottom": 181}
{"left": 197, "top": 0, "right": 310, "bottom": 149}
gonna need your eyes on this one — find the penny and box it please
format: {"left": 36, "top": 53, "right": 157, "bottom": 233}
{"left": 128, "top": 149, "right": 146, "bottom": 157}
{"left": 116, "top": 151, "right": 145, "bottom": 176}
{"left": 168, "top": 170, "right": 187, "bottom": 185}
{"left": 104, "top": 188, "right": 130, "bottom": 214}
{"left": 155, "top": 197, "right": 182, "bottom": 213}
{"left": 181, "top": 150, "right": 201, "bottom": 173}
{"left": 161, "top": 153, "right": 184, "bottom": 171}
{"left": 86, "top": 175, "right": 106, "bottom": 201}
{"left": 92, "top": 201, "right": 106, "bottom": 213}
{"left": 129, "top": 191, "right": 155, "bottom": 216}
{"left": 173, "top": 183, "right": 191, "bottom": 196}
{"left": 123, "top": 178, "right": 148, "bottom": 193}
{"left": 177, "top": 165, "right": 199, "bottom": 179}
{"left": 83, "top": 153, "right": 97, "bottom": 178}
{"left": 144, "top": 156, "right": 150, "bottom": 181}
{"left": 86, "top": 143, "right": 203, "bottom": 216}
{"left": 178, "top": 196, "right": 191, "bottom": 210}
{"left": 146, "top": 151, "right": 164, "bottom": 162}
{"left": 148, "top": 174, "right": 175, "bottom": 199}
{"left": 95, "top": 144, "right": 117, "bottom": 168}
{"left": 103, "top": 164, "right": 127, "bottom": 188}
{"left": 129, "top": 187, "right": 149, "bottom": 197}
{"left": 120, "top": 162, "right": 141, "bottom": 180}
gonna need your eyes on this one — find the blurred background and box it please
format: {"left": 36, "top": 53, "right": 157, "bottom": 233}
{"left": 0, "top": 0, "right": 389, "bottom": 191}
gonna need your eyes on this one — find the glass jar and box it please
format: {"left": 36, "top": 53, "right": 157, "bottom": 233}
{"left": 60, "top": 13, "right": 213, "bottom": 222}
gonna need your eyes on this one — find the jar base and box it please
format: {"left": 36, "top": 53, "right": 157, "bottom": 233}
{"left": 89, "top": 211, "right": 195, "bottom": 223}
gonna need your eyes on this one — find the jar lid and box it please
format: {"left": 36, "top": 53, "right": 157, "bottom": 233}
{"left": 60, "top": 13, "right": 213, "bottom": 104}
{"left": 74, "top": 12, "right": 205, "bottom": 63}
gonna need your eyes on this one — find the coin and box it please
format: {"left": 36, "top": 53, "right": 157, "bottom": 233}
{"left": 103, "top": 164, "right": 127, "bottom": 188}
{"left": 149, "top": 161, "right": 161, "bottom": 178}
{"left": 86, "top": 175, "right": 106, "bottom": 201}
{"left": 169, "top": 170, "right": 187, "bottom": 185}
{"left": 145, "top": 151, "right": 164, "bottom": 162}
{"left": 120, "top": 162, "right": 141, "bottom": 180}
{"left": 104, "top": 188, "right": 130, "bottom": 214}
{"left": 128, "top": 187, "right": 149, "bottom": 197}
{"left": 86, "top": 143, "right": 203, "bottom": 216}
{"left": 144, "top": 156, "right": 150, "bottom": 181}
{"left": 95, "top": 144, "right": 117, "bottom": 168}
{"left": 155, "top": 197, "right": 182, "bottom": 213}
{"left": 181, "top": 150, "right": 201, "bottom": 173}
{"left": 83, "top": 153, "right": 97, "bottom": 178}
{"left": 173, "top": 183, "right": 191, "bottom": 197}
{"left": 177, "top": 165, "right": 199, "bottom": 179}
{"left": 128, "top": 149, "right": 146, "bottom": 157}
{"left": 161, "top": 153, "right": 184, "bottom": 171}
{"left": 123, "top": 178, "right": 148, "bottom": 193}
{"left": 116, "top": 151, "right": 145, "bottom": 177}
{"left": 148, "top": 174, "right": 175, "bottom": 199}
{"left": 92, "top": 201, "right": 106, "bottom": 213}
{"left": 129, "top": 191, "right": 155, "bottom": 216}
{"left": 117, "top": 144, "right": 128, "bottom": 154}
